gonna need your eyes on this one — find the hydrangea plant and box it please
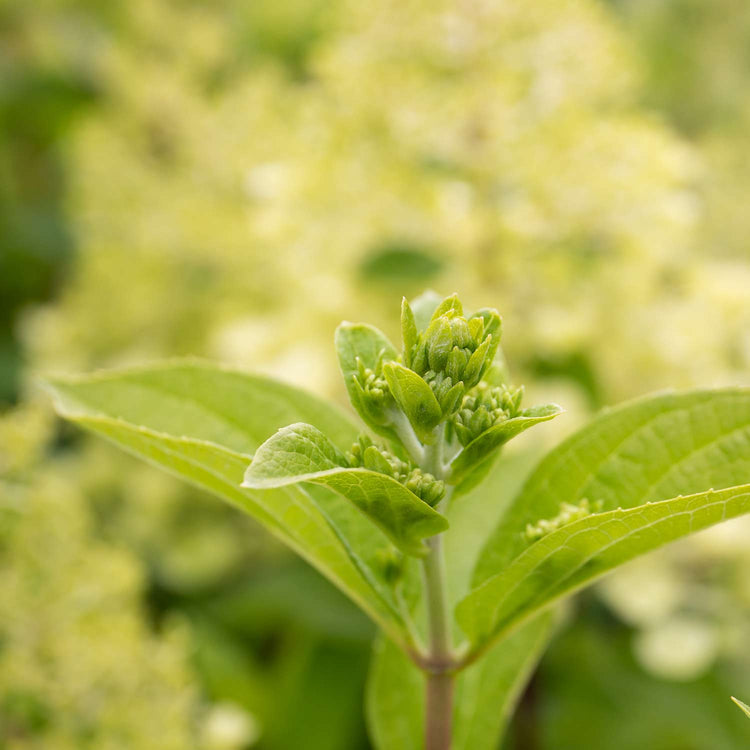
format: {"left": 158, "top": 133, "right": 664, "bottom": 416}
{"left": 45, "top": 293, "right": 750, "bottom": 749}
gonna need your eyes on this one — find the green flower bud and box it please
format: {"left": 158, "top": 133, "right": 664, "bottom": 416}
{"left": 446, "top": 346, "right": 469, "bottom": 382}
{"left": 363, "top": 444, "right": 396, "bottom": 475}
{"left": 429, "top": 293, "right": 463, "bottom": 321}
{"left": 401, "top": 297, "right": 418, "bottom": 369}
{"left": 463, "top": 335, "right": 493, "bottom": 387}
{"left": 404, "top": 468, "right": 445, "bottom": 507}
{"left": 449, "top": 317, "right": 473, "bottom": 349}
{"left": 411, "top": 342, "right": 429, "bottom": 375}
{"left": 468, "top": 316, "right": 484, "bottom": 343}
{"left": 440, "top": 381, "right": 465, "bottom": 416}
{"left": 345, "top": 433, "right": 374, "bottom": 467}
{"left": 452, "top": 382, "right": 524, "bottom": 445}
{"left": 471, "top": 308, "right": 502, "bottom": 339}
{"left": 376, "top": 548, "right": 405, "bottom": 586}
{"left": 346, "top": 434, "right": 445, "bottom": 505}
{"left": 425, "top": 317, "right": 453, "bottom": 372}
{"left": 347, "top": 435, "right": 409, "bottom": 479}
{"left": 352, "top": 355, "right": 395, "bottom": 426}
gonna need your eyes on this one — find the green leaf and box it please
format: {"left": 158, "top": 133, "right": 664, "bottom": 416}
{"left": 410, "top": 290, "right": 443, "bottom": 330}
{"left": 473, "top": 388, "right": 750, "bottom": 587}
{"left": 401, "top": 297, "right": 418, "bottom": 367}
{"left": 732, "top": 697, "right": 750, "bottom": 719}
{"left": 43, "top": 362, "right": 411, "bottom": 647}
{"left": 452, "top": 612, "right": 555, "bottom": 750}
{"left": 365, "top": 636, "right": 424, "bottom": 750}
{"left": 365, "top": 613, "right": 555, "bottom": 750}
{"left": 430, "top": 292, "right": 463, "bottom": 320}
{"left": 243, "top": 422, "right": 448, "bottom": 556}
{"left": 448, "top": 404, "right": 564, "bottom": 486}
{"left": 383, "top": 362, "right": 442, "bottom": 444}
{"left": 45, "top": 359, "right": 359, "bottom": 453}
{"left": 457, "top": 483, "right": 750, "bottom": 646}
{"left": 335, "top": 322, "right": 399, "bottom": 439}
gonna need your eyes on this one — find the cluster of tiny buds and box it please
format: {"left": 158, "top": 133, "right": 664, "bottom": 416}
{"left": 356, "top": 356, "right": 390, "bottom": 404}
{"left": 452, "top": 383, "right": 525, "bottom": 446}
{"left": 351, "top": 353, "right": 395, "bottom": 428}
{"left": 404, "top": 297, "right": 501, "bottom": 420}
{"left": 524, "top": 498, "right": 603, "bottom": 541}
{"left": 347, "top": 434, "right": 445, "bottom": 507}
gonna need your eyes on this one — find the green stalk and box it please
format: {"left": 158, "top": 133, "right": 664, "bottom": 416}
{"left": 422, "top": 434, "right": 455, "bottom": 750}
{"left": 422, "top": 532, "right": 454, "bottom": 750}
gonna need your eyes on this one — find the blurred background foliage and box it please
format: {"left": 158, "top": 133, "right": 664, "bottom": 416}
{"left": 1, "top": 0, "right": 749, "bottom": 747}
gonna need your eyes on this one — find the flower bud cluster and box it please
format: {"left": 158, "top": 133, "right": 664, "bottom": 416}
{"left": 524, "top": 498, "right": 602, "bottom": 541}
{"left": 452, "top": 383, "right": 525, "bottom": 446}
{"left": 404, "top": 295, "right": 501, "bottom": 418}
{"left": 351, "top": 354, "right": 394, "bottom": 426}
{"left": 346, "top": 434, "right": 445, "bottom": 506}
{"left": 375, "top": 547, "right": 404, "bottom": 586}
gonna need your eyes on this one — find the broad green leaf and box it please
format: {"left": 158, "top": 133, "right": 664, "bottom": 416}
{"left": 452, "top": 612, "right": 555, "bottom": 750}
{"left": 733, "top": 697, "right": 750, "bottom": 719}
{"left": 448, "top": 404, "right": 564, "bottom": 486}
{"left": 366, "top": 636, "right": 424, "bottom": 750}
{"left": 334, "top": 322, "right": 399, "bottom": 441}
{"left": 457, "top": 484, "right": 750, "bottom": 645}
{"left": 473, "top": 388, "right": 750, "bottom": 586}
{"left": 243, "top": 423, "right": 448, "bottom": 556}
{"left": 365, "top": 613, "right": 555, "bottom": 750}
{"left": 45, "top": 359, "right": 359, "bottom": 453}
{"left": 383, "top": 362, "right": 442, "bottom": 444}
{"left": 460, "top": 388, "right": 750, "bottom": 655}
{"left": 43, "top": 363, "right": 412, "bottom": 647}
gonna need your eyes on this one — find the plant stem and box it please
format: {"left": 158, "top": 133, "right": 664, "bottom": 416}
{"left": 425, "top": 670, "right": 454, "bottom": 750}
{"left": 422, "top": 433, "right": 455, "bottom": 750}
{"left": 423, "top": 533, "right": 451, "bottom": 665}
{"left": 422, "top": 531, "right": 454, "bottom": 749}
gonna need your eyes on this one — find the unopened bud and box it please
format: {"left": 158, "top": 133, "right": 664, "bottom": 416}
{"left": 405, "top": 468, "right": 445, "bottom": 507}
{"left": 376, "top": 548, "right": 405, "bottom": 585}
{"left": 425, "top": 317, "right": 453, "bottom": 372}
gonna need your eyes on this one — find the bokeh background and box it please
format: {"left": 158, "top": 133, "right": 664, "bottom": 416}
{"left": 2, "top": 0, "right": 750, "bottom": 747}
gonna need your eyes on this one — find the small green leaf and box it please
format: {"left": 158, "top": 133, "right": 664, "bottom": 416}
{"left": 449, "top": 404, "right": 563, "bottom": 486}
{"left": 457, "top": 484, "right": 750, "bottom": 646}
{"left": 410, "top": 290, "right": 443, "bottom": 330}
{"left": 242, "top": 423, "right": 348, "bottom": 483}
{"left": 401, "top": 297, "right": 418, "bottom": 367}
{"left": 732, "top": 697, "right": 750, "bottom": 719}
{"left": 430, "top": 293, "right": 463, "bottom": 321}
{"left": 243, "top": 423, "right": 448, "bottom": 556}
{"left": 383, "top": 362, "right": 443, "bottom": 444}
{"left": 470, "top": 308, "right": 502, "bottom": 339}
{"left": 335, "top": 322, "right": 399, "bottom": 439}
